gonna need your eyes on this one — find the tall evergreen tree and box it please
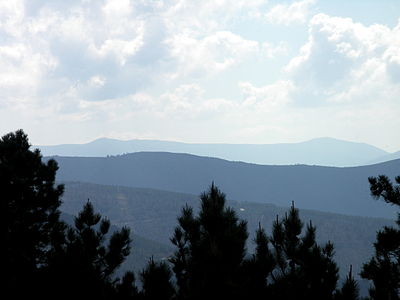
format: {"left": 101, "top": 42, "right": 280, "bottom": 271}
{"left": 170, "top": 184, "right": 248, "bottom": 300}
{"left": 335, "top": 265, "right": 360, "bottom": 300}
{"left": 140, "top": 257, "right": 175, "bottom": 300}
{"left": 361, "top": 175, "right": 400, "bottom": 300}
{"left": 2, "top": 130, "right": 136, "bottom": 299}
{"left": 46, "top": 201, "right": 132, "bottom": 299}
{"left": 2, "top": 130, "right": 65, "bottom": 297}
{"left": 241, "top": 223, "right": 275, "bottom": 299}
{"left": 115, "top": 271, "right": 139, "bottom": 300}
{"left": 268, "top": 204, "right": 339, "bottom": 300}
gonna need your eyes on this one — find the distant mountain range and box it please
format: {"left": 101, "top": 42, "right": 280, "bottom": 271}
{"left": 49, "top": 152, "right": 400, "bottom": 218}
{"left": 37, "top": 137, "right": 396, "bottom": 167}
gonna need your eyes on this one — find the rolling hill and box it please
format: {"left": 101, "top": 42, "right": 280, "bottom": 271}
{"left": 50, "top": 152, "right": 400, "bottom": 218}
{"left": 38, "top": 137, "right": 391, "bottom": 167}
{"left": 59, "top": 181, "right": 394, "bottom": 283}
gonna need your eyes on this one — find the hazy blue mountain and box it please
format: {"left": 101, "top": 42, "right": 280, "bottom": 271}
{"left": 50, "top": 152, "right": 400, "bottom": 218}
{"left": 368, "top": 150, "right": 400, "bottom": 164}
{"left": 59, "top": 181, "right": 394, "bottom": 284}
{"left": 38, "top": 137, "right": 390, "bottom": 167}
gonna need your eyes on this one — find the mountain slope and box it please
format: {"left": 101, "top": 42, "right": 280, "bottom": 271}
{"left": 38, "top": 137, "right": 389, "bottom": 166}
{"left": 368, "top": 150, "right": 400, "bottom": 164}
{"left": 50, "top": 152, "right": 400, "bottom": 218}
{"left": 60, "top": 181, "right": 394, "bottom": 282}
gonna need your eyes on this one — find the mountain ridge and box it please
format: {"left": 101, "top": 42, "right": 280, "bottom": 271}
{"left": 49, "top": 151, "right": 400, "bottom": 218}
{"left": 37, "top": 137, "right": 392, "bottom": 167}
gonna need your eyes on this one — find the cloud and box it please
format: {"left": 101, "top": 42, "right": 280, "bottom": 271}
{"left": 164, "top": 0, "right": 265, "bottom": 34}
{"left": 0, "top": 0, "right": 270, "bottom": 108}
{"left": 0, "top": 1, "right": 398, "bottom": 151}
{"left": 167, "top": 31, "right": 260, "bottom": 78}
{"left": 285, "top": 14, "right": 400, "bottom": 106}
{"left": 239, "top": 80, "right": 293, "bottom": 110}
{"left": 265, "top": 0, "right": 316, "bottom": 25}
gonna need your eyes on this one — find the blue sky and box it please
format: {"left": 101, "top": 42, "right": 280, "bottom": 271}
{"left": 0, "top": 0, "right": 399, "bottom": 151}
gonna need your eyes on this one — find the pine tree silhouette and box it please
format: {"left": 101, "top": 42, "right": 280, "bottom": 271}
{"left": 115, "top": 271, "right": 139, "bottom": 300}
{"left": 268, "top": 203, "right": 339, "bottom": 300}
{"left": 140, "top": 257, "right": 175, "bottom": 300}
{"left": 241, "top": 223, "right": 275, "bottom": 299}
{"left": 46, "top": 201, "right": 132, "bottom": 299}
{"left": 361, "top": 175, "right": 400, "bottom": 300}
{"left": 170, "top": 183, "right": 248, "bottom": 300}
{"left": 335, "top": 265, "right": 360, "bottom": 300}
{"left": 2, "top": 130, "right": 65, "bottom": 297}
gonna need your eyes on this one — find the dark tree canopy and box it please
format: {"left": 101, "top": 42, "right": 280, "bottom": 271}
{"left": 361, "top": 175, "right": 400, "bottom": 300}
{"left": 2, "top": 130, "right": 135, "bottom": 299}
{"left": 169, "top": 185, "right": 341, "bottom": 300}
{"left": 265, "top": 204, "right": 339, "bottom": 300}
{"left": 140, "top": 257, "right": 175, "bottom": 300}
{"left": 45, "top": 201, "right": 132, "bottom": 299}
{"left": 335, "top": 265, "right": 360, "bottom": 300}
{"left": 2, "top": 130, "right": 65, "bottom": 297}
{"left": 170, "top": 184, "right": 248, "bottom": 300}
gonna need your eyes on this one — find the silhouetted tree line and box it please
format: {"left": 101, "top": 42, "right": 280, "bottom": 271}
{"left": 3, "top": 130, "right": 399, "bottom": 299}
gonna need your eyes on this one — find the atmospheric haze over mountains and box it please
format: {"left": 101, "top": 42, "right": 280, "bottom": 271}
{"left": 49, "top": 152, "right": 399, "bottom": 219}
{"left": 38, "top": 137, "right": 399, "bottom": 167}
{"left": 39, "top": 135, "right": 399, "bottom": 294}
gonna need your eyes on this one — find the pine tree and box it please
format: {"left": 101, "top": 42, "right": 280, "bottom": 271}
{"left": 46, "top": 201, "right": 132, "bottom": 299}
{"left": 241, "top": 223, "right": 275, "bottom": 299}
{"left": 140, "top": 257, "right": 175, "bottom": 300}
{"left": 2, "top": 130, "right": 65, "bottom": 297}
{"left": 268, "top": 204, "right": 339, "bottom": 300}
{"left": 361, "top": 175, "right": 400, "bottom": 300}
{"left": 115, "top": 271, "right": 139, "bottom": 300}
{"left": 170, "top": 184, "right": 248, "bottom": 300}
{"left": 335, "top": 265, "right": 360, "bottom": 300}
{"left": 2, "top": 130, "right": 141, "bottom": 299}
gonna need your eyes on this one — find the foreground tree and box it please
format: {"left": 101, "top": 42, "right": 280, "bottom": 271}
{"left": 140, "top": 257, "right": 175, "bottom": 300}
{"left": 361, "top": 175, "right": 400, "bottom": 300}
{"left": 2, "top": 130, "right": 136, "bottom": 299}
{"left": 267, "top": 204, "right": 339, "bottom": 300}
{"left": 240, "top": 224, "right": 275, "bottom": 299}
{"left": 2, "top": 130, "right": 65, "bottom": 297}
{"left": 45, "top": 201, "right": 133, "bottom": 299}
{"left": 170, "top": 184, "right": 248, "bottom": 300}
{"left": 335, "top": 265, "right": 360, "bottom": 300}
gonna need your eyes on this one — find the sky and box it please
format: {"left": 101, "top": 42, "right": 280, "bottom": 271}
{"left": 0, "top": 0, "right": 399, "bottom": 151}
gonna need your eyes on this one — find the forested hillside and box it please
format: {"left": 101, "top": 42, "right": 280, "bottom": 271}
{"left": 50, "top": 152, "right": 400, "bottom": 218}
{"left": 60, "top": 181, "right": 394, "bottom": 281}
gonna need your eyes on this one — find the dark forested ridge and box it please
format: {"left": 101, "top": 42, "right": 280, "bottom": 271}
{"left": 60, "top": 181, "right": 393, "bottom": 282}
{"left": 38, "top": 136, "right": 390, "bottom": 167}
{"left": 50, "top": 152, "right": 400, "bottom": 218}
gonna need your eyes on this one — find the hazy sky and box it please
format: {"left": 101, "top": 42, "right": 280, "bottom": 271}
{"left": 0, "top": 0, "right": 399, "bottom": 151}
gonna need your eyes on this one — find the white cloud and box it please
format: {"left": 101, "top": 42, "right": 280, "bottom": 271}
{"left": 167, "top": 31, "right": 260, "bottom": 78}
{"left": 239, "top": 80, "right": 293, "bottom": 110}
{"left": 265, "top": 0, "right": 316, "bottom": 25}
{"left": 0, "top": 1, "right": 398, "bottom": 151}
{"left": 0, "top": 0, "right": 269, "bottom": 108}
{"left": 286, "top": 14, "right": 400, "bottom": 106}
{"left": 164, "top": 0, "right": 265, "bottom": 35}
{"left": 262, "top": 41, "right": 288, "bottom": 58}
